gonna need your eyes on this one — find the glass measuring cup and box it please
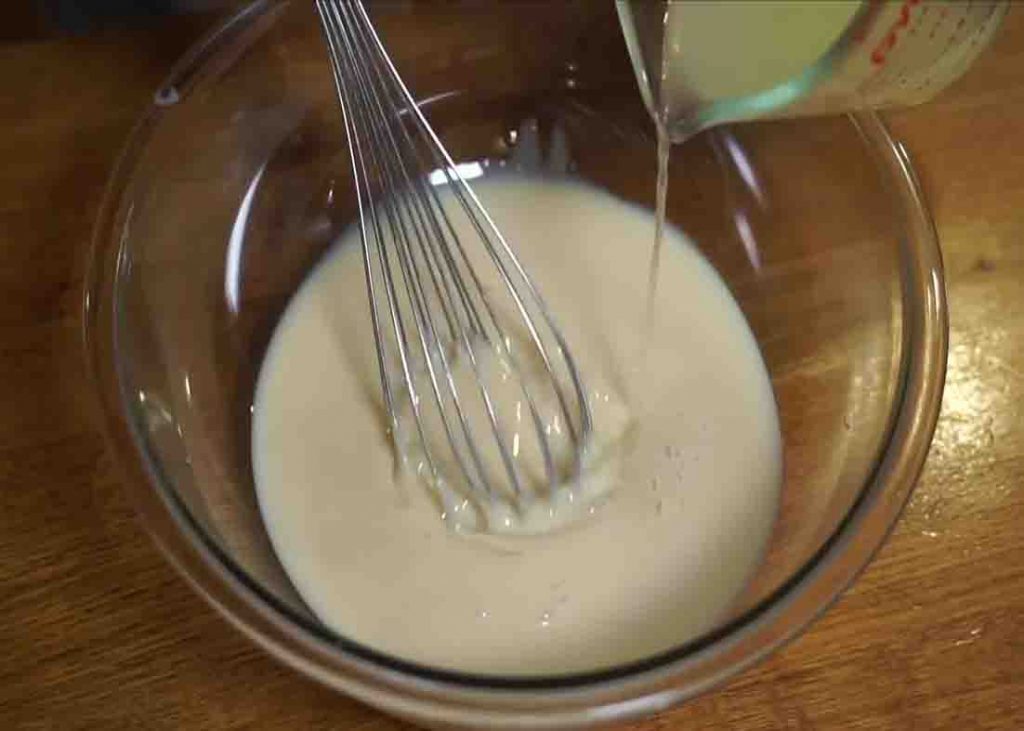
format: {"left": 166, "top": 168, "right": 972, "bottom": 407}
{"left": 618, "top": 0, "right": 1010, "bottom": 140}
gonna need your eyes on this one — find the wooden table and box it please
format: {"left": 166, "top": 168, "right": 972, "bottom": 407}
{"left": 2, "top": 7, "right": 1022, "bottom": 730}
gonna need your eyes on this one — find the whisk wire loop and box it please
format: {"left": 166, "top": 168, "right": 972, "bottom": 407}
{"left": 315, "top": 0, "right": 592, "bottom": 517}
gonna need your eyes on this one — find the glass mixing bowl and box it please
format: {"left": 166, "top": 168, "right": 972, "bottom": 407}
{"left": 84, "top": 2, "right": 947, "bottom": 727}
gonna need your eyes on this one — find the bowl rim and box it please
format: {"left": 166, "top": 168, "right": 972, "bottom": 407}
{"left": 82, "top": 2, "right": 948, "bottom": 726}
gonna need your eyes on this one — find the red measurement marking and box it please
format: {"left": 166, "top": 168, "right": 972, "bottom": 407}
{"left": 870, "top": 0, "right": 921, "bottom": 65}
{"left": 871, "top": 30, "right": 898, "bottom": 64}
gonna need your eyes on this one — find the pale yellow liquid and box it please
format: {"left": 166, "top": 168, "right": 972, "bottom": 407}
{"left": 252, "top": 176, "right": 781, "bottom": 675}
{"left": 658, "top": 1, "right": 861, "bottom": 115}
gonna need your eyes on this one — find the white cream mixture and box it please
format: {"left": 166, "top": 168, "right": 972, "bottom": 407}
{"left": 252, "top": 176, "right": 781, "bottom": 675}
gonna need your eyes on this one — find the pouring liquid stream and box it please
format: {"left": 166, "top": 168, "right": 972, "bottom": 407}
{"left": 643, "top": 4, "right": 675, "bottom": 343}
{"left": 645, "top": 123, "right": 670, "bottom": 336}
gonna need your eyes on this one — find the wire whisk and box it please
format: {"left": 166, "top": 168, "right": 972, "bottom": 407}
{"left": 315, "top": 0, "right": 592, "bottom": 530}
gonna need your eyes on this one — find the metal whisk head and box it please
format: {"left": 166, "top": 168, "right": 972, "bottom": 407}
{"left": 315, "top": 0, "right": 592, "bottom": 529}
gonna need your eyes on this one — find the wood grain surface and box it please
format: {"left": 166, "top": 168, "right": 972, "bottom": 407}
{"left": 1, "top": 6, "right": 1023, "bottom": 730}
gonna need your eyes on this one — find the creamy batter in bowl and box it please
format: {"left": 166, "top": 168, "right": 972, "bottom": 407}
{"left": 86, "top": 3, "right": 946, "bottom": 727}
